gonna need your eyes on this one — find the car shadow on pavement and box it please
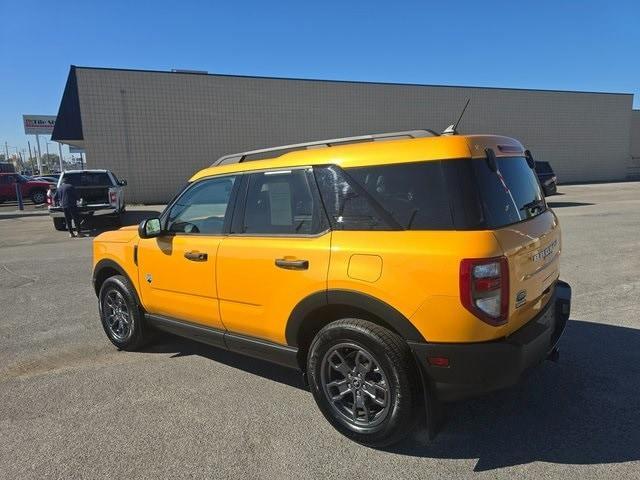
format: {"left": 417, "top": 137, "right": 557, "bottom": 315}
{"left": 547, "top": 201, "right": 594, "bottom": 208}
{"left": 142, "top": 336, "right": 307, "bottom": 391}
{"left": 78, "top": 210, "right": 162, "bottom": 237}
{"left": 389, "top": 319, "right": 640, "bottom": 471}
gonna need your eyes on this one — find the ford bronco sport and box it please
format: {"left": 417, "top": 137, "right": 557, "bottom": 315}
{"left": 92, "top": 130, "right": 571, "bottom": 446}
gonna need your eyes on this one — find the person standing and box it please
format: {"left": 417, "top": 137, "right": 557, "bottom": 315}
{"left": 54, "top": 177, "right": 81, "bottom": 237}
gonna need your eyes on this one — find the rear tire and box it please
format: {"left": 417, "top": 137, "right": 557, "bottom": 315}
{"left": 99, "top": 275, "right": 150, "bottom": 351}
{"left": 307, "top": 319, "right": 420, "bottom": 447}
{"left": 31, "top": 190, "right": 46, "bottom": 204}
{"left": 52, "top": 217, "right": 66, "bottom": 231}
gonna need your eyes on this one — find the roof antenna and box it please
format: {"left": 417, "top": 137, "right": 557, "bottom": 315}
{"left": 442, "top": 98, "right": 470, "bottom": 135}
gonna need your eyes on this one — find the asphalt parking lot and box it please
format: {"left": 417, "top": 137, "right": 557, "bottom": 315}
{"left": 1, "top": 182, "right": 639, "bottom": 479}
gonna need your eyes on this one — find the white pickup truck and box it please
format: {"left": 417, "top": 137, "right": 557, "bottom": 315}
{"left": 49, "top": 169, "right": 127, "bottom": 231}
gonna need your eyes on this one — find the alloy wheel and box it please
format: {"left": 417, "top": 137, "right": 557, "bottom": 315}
{"left": 104, "top": 289, "right": 132, "bottom": 342}
{"left": 320, "top": 343, "right": 391, "bottom": 429}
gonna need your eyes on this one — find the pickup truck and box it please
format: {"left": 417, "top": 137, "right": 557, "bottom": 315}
{"left": 49, "top": 169, "right": 127, "bottom": 231}
{"left": 0, "top": 173, "right": 51, "bottom": 204}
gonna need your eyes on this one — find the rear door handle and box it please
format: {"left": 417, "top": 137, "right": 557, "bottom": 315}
{"left": 275, "top": 258, "right": 309, "bottom": 270}
{"left": 184, "top": 251, "right": 208, "bottom": 261}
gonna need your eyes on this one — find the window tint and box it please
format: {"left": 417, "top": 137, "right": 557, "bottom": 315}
{"left": 242, "top": 169, "right": 326, "bottom": 235}
{"left": 347, "top": 162, "right": 453, "bottom": 229}
{"left": 63, "top": 172, "right": 112, "bottom": 186}
{"left": 167, "top": 176, "right": 236, "bottom": 234}
{"left": 469, "top": 156, "right": 546, "bottom": 228}
{"left": 315, "top": 163, "right": 452, "bottom": 230}
{"left": 535, "top": 161, "right": 553, "bottom": 174}
{"left": 314, "top": 165, "right": 394, "bottom": 231}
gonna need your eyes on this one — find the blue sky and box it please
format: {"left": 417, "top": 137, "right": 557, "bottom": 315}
{"left": 1, "top": 0, "right": 638, "bottom": 158}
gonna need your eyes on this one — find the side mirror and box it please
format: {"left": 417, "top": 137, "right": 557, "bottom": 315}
{"left": 484, "top": 148, "right": 498, "bottom": 173}
{"left": 524, "top": 150, "right": 535, "bottom": 170}
{"left": 118, "top": 179, "right": 128, "bottom": 186}
{"left": 138, "top": 218, "right": 162, "bottom": 239}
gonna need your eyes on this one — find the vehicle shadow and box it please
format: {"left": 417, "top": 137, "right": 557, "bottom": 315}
{"left": 80, "top": 209, "right": 162, "bottom": 237}
{"left": 547, "top": 201, "right": 594, "bottom": 208}
{"left": 138, "top": 318, "right": 640, "bottom": 470}
{"left": 389, "top": 319, "right": 640, "bottom": 470}
{"left": 141, "top": 335, "right": 307, "bottom": 391}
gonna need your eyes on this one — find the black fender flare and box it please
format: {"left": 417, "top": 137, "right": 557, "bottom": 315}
{"left": 92, "top": 258, "right": 142, "bottom": 307}
{"left": 285, "top": 289, "right": 426, "bottom": 346}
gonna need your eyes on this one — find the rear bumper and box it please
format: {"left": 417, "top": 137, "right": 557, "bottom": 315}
{"left": 49, "top": 205, "right": 118, "bottom": 217}
{"left": 409, "top": 280, "right": 571, "bottom": 401}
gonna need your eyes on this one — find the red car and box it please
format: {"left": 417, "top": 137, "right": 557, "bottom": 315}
{"left": 0, "top": 173, "right": 52, "bottom": 204}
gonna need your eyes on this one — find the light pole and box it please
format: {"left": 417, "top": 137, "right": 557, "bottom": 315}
{"left": 45, "top": 142, "right": 52, "bottom": 173}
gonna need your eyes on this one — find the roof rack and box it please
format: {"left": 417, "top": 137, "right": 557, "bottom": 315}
{"left": 211, "top": 129, "right": 439, "bottom": 167}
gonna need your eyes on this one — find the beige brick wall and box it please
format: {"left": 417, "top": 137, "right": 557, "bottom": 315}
{"left": 74, "top": 68, "right": 634, "bottom": 203}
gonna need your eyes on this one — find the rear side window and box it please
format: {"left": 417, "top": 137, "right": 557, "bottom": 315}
{"left": 241, "top": 168, "right": 327, "bottom": 235}
{"left": 314, "top": 163, "right": 452, "bottom": 230}
{"left": 314, "top": 165, "right": 396, "bottom": 231}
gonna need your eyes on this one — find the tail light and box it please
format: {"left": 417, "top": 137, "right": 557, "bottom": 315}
{"left": 460, "top": 257, "right": 509, "bottom": 326}
{"left": 109, "top": 191, "right": 117, "bottom": 204}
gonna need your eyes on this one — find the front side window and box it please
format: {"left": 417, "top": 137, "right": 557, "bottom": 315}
{"left": 241, "top": 169, "right": 326, "bottom": 235}
{"left": 167, "top": 175, "right": 236, "bottom": 234}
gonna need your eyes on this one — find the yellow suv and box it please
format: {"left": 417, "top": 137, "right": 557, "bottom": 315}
{"left": 93, "top": 130, "right": 571, "bottom": 446}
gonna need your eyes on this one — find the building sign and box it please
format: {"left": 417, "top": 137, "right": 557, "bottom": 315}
{"left": 23, "top": 115, "right": 57, "bottom": 135}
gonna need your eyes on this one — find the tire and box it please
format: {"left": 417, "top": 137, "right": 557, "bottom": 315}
{"left": 307, "top": 319, "right": 420, "bottom": 447}
{"left": 31, "top": 190, "right": 46, "bottom": 204}
{"left": 98, "top": 275, "right": 150, "bottom": 351}
{"left": 52, "top": 217, "right": 66, "bottom": 231}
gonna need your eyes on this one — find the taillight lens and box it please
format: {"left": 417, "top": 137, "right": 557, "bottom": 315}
{"left": 460, "top": 257, "right": 509, "bottom": 326}
{"left": 110, "top": 191, "right": 117, "bottom": 204}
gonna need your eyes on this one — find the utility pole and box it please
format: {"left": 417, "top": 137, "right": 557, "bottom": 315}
{"left": 4, "top": 142, "right": 8, "bottom": 163}
{"left": 57, "top": 142, "right": 64, "bottom": 173}
{"left": 35, "top": 135, "right": 43, "bottom": 174}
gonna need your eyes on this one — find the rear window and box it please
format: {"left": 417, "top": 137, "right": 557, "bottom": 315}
{"left": 63, "top": 172, "right": 112, "bottom": 187}
{"left": 447, "top": 157, "right": 546, "bottom": 229}
{"left": 535, "top": 161, "right": 553, "bottom": 174}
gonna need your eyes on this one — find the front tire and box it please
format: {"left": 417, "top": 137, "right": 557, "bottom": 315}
{"left": 99, "top": 275, "right": 150, "bottom": 351}
{"left": 307, "top": 319, "right": 420, "bottom": 447}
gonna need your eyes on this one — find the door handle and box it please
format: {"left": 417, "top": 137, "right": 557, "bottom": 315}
{"left": 184, "top": 251, "right": 208, "bottom": 261}
{"left": 275, "top": 258, "right": 309, "bottom": 270}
